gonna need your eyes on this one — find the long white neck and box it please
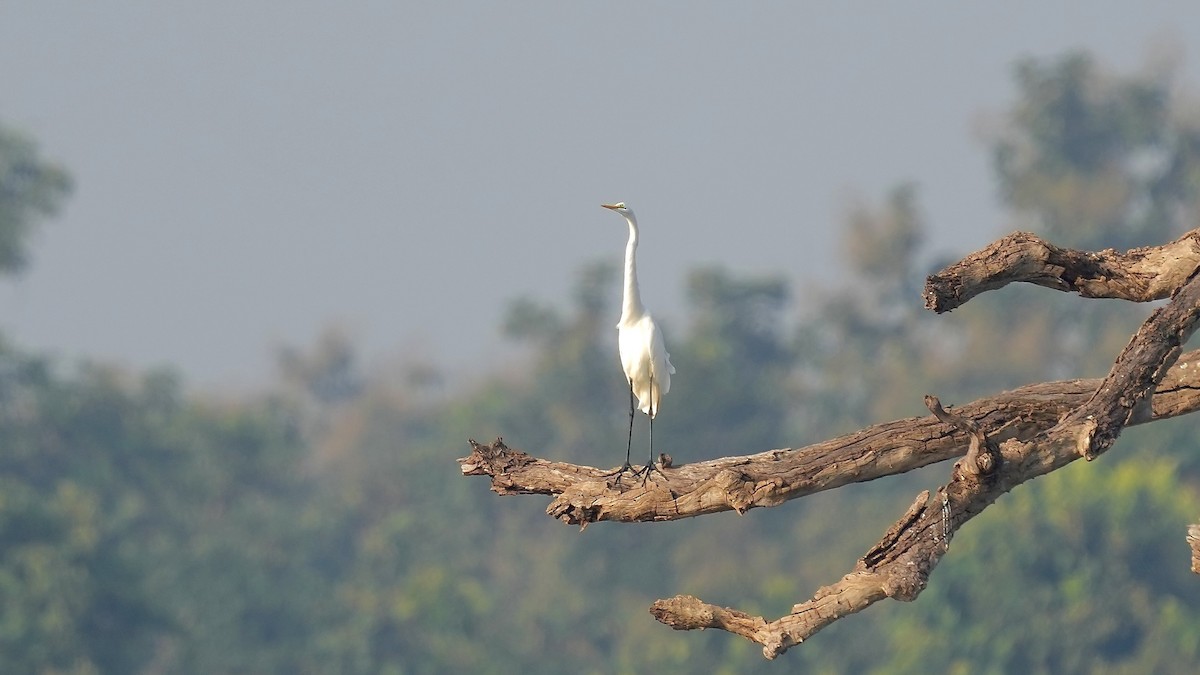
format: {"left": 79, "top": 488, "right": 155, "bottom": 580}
{"left": 620, "top": 214, "right": 646, "bottom": 324}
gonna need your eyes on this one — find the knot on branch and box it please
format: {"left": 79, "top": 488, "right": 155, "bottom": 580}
{"left": 546, "top": 494, "right": 603, "bottom": 527}
{"left": 1074, "top": 417, "right": 1102, "bottom": 461}
{"left": 925, "top": 395, "right": 1001, "bottom": 479}
{"left": 713, "top": 468, "right": 757, "bottom": 513}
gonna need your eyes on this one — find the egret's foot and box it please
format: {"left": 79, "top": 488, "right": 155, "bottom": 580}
{"left": 603, "top": 462, "right": 638, "bottom": 486}
{"left": 631, "top": 460, "right": 664, "bottom": 485}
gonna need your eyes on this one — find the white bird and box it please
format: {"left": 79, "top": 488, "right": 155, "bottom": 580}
{"left": 602, "top": 202, "right": 675, "bottom": 479}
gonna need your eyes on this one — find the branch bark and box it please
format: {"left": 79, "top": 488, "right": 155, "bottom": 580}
{"left": 923, "top": 229, "right": 1200, "bottom": 312}
{"left": 460, "top": 229, "right": 1200, "bottom": 659}
{"left": 1191, "top": 523, "right": 1200, "bottom": 575}
{"left": 460, "top": 348, "right": 1200, "bottom": 526}
{"left": 651, "top": 251, "right": 1200, "bottom": 658}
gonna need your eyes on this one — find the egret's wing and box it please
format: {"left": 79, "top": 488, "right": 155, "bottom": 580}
{"left": 646, "top": 316, "right": 673, "bottom": 397}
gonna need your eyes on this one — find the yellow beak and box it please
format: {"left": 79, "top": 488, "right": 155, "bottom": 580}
{"left": 601, "top": 203, "right": 619, "bottom": 210}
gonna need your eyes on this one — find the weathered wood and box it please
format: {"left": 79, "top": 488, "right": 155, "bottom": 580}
{"left": 461, "top": 228, "right": 1200, "bottom": 660}
{"left": 652, "top": 262, "right": 1200, "bottom": 659}
{"left": 1190, "top": 523, "right": 1200, "bottom": 575}
{"left": 460, "top": 348, "right": 1200, "bottom": 526}
{"left": 924, "top": 394, "right": 1000, "bottom": 477}
{"left": 924, "top": 229, "right": 1200, "bottom": 312}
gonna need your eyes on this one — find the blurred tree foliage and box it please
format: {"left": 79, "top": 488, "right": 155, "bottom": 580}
{"left": 0, "top": 126, "right": 71, "bottom": 274}
{"left": 995, "top": 51, "right": 1200, "bottom": 251}
{"left": 2, "top": 50, "right": 1200, "bottom": 673}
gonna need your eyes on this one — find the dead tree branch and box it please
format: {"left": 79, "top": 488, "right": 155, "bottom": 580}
{"left": 923, "top": 229, "right": 1200, "bottom": 312}
{"left": 460, "top": 348, "right": 1200, "bottom": 526}
{"left": 649, "top": 241, "right": 1200, "bottom": 659}
{"left": 460, "top": 229, "right": 1200, "bottom": 659}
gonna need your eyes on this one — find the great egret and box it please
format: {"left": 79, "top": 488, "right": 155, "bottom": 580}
{"left": 602, "top": 202, "right": 675, "bottom": 480}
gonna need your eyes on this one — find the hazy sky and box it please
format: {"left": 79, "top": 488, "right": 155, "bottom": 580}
{"left": 2, "top": 2, "right": 1199, "bottom": 390}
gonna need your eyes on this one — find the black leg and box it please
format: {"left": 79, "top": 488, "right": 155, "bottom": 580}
{"left": 647, "top": 372, "right": 655, "bottom": 468}
{"left": 605, "top": 378, "right": 638, "bottom": 483}
{"left": 626, "top": 378, "right": 635, "bottom": 467}
{"left": 633, "top": 374, "right": 662, "bottom": 484}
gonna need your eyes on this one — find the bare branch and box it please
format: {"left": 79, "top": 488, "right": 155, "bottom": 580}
{"left": 651, "top": 256, "right": 1200, "bottom": 659}
{"left": 651, "top": 490, "right": 936, "bottom": 659}
{"left": 923, "top": 229, "right": 1200, "bottom": 313}
{"left": 460, "top": 348, "right": 1200, "bottom": 526}
{"left": 462, "top": 226, "right": 1200, "bottom": 660}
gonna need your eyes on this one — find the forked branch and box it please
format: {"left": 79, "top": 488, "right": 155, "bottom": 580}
{"left": 460, "top": 348, "right": 1200, "bottom": 526}
{"left": 651, "top": 245, "right": 1200, "bottom": 658}
{"left": 460, "top": 229, "right": 1200, "bottom": 659}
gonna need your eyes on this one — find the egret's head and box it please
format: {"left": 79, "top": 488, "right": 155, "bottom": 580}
{"left": 602, "top": 202, "right": 633, "bottom": 218}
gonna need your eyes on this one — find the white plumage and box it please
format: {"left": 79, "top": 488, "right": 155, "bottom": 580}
{"left": 602, "top": 202, "right": 675, "bottom": 474}
{"left": 618, "top": 313, "right": 673, "bottom": 417}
